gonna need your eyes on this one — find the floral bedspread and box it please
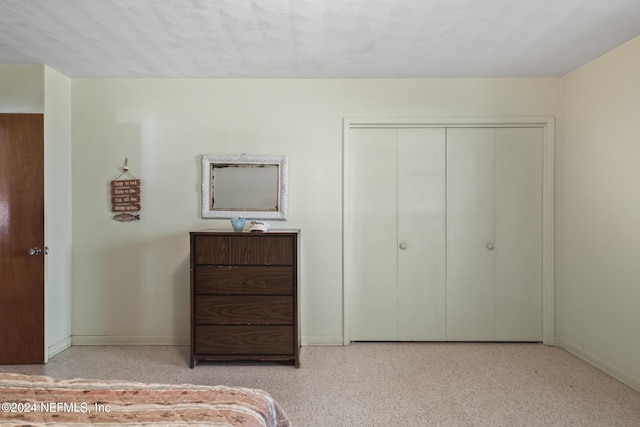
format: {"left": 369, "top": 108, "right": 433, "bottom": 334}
{"left": 0, "top": 372, "right": 291, "bottom": 426}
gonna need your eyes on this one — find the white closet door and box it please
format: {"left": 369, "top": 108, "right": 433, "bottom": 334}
{"left": 494, "top": 128, "right": 543, "bottom": 341}
{"left": 350, "top": 128, "right": 398, "bottom": 340}
{"left": 350, "top": 128, "right": 446, "bottom": 341}
{"left": 447, "top": 127, "right": 543, "bottom": 342}
{"left": 350, "top": 126, "right": 542, "bottom": 342}
{"left": 397, "top": 128, "right": 446, "bottom": 340}
{"left": 446, "top": 128, "right": 495, "bottom": 341}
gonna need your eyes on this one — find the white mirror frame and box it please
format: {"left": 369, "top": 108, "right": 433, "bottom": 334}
{"left": 201, "top": 154, "right": 288, "bottom": 220}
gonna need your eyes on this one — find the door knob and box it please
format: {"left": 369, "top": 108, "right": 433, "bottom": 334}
{"left": 27, "top": 247, "right": 42, "bottom": 256}
{"left": 486, "top": 243, "right": 494, "bottom": 251}
{"left": 399, "top": 242, "right": 408, "bottom": 250}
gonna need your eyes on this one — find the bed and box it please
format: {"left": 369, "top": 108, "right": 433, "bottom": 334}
{"left": 0, "top": 372, "right": 291, "bottom": 426}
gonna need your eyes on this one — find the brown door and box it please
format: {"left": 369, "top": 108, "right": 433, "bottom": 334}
{"left": 0, "top": 114, "right": 45, "bottom": 364}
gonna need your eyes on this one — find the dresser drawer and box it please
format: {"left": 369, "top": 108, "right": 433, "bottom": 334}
{"left": 194, "top": 235, "right": 294, "bottom": 265}
{"left": 196, "top": 296, "right": 293, "bottom": 325}
{"left": 195, "top": 266, "right": 293, "bottom": 295}
{"left": 195, "top": 325, "right": 294, "bottom": 355}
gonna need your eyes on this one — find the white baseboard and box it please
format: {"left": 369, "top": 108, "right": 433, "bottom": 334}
{"left": 48, "top": 336, "right": 72, "bottom": 358}
{"left": 558, "top": 338, "right": 640, "bottom": 392}
{"left": 71, "top": 335, "right": 344, "bottom": 347}
{"left": 72, "top": 335, "right": 189, "bottom": 346}
{"left": 301, "top": 336, "right": 344, "bottom": 346}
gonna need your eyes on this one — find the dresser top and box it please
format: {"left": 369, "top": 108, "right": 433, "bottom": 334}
{"left": 190, "top": 229, "right": 300, "bottom": 236}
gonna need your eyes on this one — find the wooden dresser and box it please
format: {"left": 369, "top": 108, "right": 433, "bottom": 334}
{"left": 190, "top": 230, "right": 299, "bottom": 368}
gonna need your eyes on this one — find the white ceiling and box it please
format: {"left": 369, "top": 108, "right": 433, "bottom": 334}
{"left": 1, "top": 0, "right": 639, "bottom": 78}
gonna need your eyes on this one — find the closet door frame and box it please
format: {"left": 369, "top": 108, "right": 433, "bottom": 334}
{"left": 343, "top": 117, "right": 555, "bottom": 345}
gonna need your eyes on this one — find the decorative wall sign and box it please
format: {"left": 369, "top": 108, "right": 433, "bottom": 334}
{"left": 111, "top": 159, "right": 141, "bottom": 221}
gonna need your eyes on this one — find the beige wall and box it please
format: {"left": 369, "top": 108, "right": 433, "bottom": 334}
{"left": 559, "top": 36, "right": 640, "bottom": 390}
{"left": 70, "top": 78, "right": 561, "bottom": 345}
{"left": 44, "top": 66, "right": 73, "bottom": 357}
{"left": 0, "top": 64, "right": 44, "bottom": 112}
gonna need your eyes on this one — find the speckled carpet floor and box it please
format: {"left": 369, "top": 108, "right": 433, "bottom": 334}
{"left": 2, "top": 343, "right": 639, "bottom": 426}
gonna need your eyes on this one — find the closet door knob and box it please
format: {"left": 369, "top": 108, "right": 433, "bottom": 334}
{"left": 486, "top": 243, "right": 494, "bottom": 251}
{"left": 399, "top": 242, "right": 407, "bottom": 250}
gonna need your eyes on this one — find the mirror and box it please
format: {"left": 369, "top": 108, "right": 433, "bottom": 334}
{"left": 201, "top": 154, "right": 288, "bottom": 219}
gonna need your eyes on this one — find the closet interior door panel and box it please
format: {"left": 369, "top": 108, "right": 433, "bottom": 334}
{"left": 397, "top": 128, "right": 446, "bottom": 340}
{"left": 446, "top": 128, "right": 495, "bottom": 341}
{"left": 350, "top": 128, "right": 399, "bottom": 340}
{"left": 494, "top": 128, "right": 543, "bottom": 341}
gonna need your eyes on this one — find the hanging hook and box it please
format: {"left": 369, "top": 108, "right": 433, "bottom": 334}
{"left": 113, "top": 157, "right": 137, "bottom": 180}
